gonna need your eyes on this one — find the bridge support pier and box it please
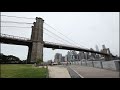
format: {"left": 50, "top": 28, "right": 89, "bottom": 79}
{"left": 27, "top": 17, "right": 44, "bottom": 64}
{"left": 27, "top": 46, "right": 32, "bottom": 63}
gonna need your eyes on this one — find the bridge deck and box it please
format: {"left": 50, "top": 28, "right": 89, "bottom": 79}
{"left": 0, "top": 34, "right": 115, "bottom": 56}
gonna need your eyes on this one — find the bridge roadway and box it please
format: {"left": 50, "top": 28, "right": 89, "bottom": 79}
{"left": 0, "top": 35, "right": 113, "bottom": 56}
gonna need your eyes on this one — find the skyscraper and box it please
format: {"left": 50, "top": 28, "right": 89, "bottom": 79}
{"left": 61, "top": 56, "right": 65, "bottom": 62}
{"left": 54, "top": 53, "right": 62, "bottom": 63}
{"left": 67, "top": 50, "right": 79, "bottom": 61}
{"left": 102, "top": 45, "right": 106, "bottom": 49}
{"left": 96, "top": 45, "right": 99, "bottom": 51}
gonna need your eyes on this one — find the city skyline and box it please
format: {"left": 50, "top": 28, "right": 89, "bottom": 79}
{"left": 53, "top": 45, "right": 117, "bottom": 63}
{"left": 1, "top": 12, "right": 119, "bottom": 61}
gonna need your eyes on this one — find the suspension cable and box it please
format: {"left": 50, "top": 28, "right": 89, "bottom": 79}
{"left": 43, "top": 28, "right": 77, "bottom": 46}
{"left": 1, "top": 21, "right": 33, "bottom": 24}
{"left": 44, "top": 31, "right": 68, "bottom": 45}
{"left": 1, "top": 14, "right": 35, "bottom": 19}
{"left": 1, "top": 26, "right": 31, "bottom": 28}
{"left": 44, "top": 22, "right": 88, "bottom": 49}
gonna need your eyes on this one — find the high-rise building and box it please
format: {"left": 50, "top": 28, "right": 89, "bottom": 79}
{"left": 89, "top": 48, "right": 96, "bottom": 60}
{"left": 102, "top": 45, "right": 106, "bottom": 49}
{"left": 78, "top": 51, "right": 85, "bottom": 60}
{"left": 61, "top": 56, "right": 65, "bottom": 62}
{"left": 67, "top": 50, "right": 79, "bottom": 61}
{"left": 67, "top": 51, "right": 71, "bottom": 61}
{"left": 96, "top": 45, "right": 99, "bottom": 51}
{"left": 107, "top": 48, "right": 111, "bottom": 54}
{"left": 54, "top": 53, "right": 62, "bottom": 63}
{"left": 65, "top": 55, "right": 68, "bottom": 62}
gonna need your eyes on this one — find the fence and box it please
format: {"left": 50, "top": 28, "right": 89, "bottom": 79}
{"left": 68, "top": 60, "right": 120, "bottom": 71}
{"left": 0, "top": 33, "right": 30, "bottom": 41}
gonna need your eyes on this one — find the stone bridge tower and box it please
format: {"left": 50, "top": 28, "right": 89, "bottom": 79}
{"left": 27, "top": 17, "right": 44, "bottom": 63}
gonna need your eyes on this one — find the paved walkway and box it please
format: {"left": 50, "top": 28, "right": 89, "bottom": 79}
{"left": 69, "top": 65, "right": 120, "bottom": 78}
{"left": 67, "top": 66, "right": 81, "bottom": 78}
{"left": 48, "top": 66, "right": 71, "bottom": 78}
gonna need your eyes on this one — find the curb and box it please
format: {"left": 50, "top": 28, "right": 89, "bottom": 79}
{"left": 69, "top": 66, "right": 84, "bottom": 78}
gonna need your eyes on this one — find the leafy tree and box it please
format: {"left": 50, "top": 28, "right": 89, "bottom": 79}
{"left": 0, "top": 53, "right": 21, "bottom": 64}
{"left": 0, "top": 53, "right": 8, "bottom": 63}
{"left": 6, "top": 55, "right": 20, "bottom": 63}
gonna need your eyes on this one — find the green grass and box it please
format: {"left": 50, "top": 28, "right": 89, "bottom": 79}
{"left": 0, "top": 64, "right": 48, "bottom": 78}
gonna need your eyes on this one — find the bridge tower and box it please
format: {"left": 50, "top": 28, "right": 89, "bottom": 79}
{"left": 27, "top": 17, "right": 44, "bottom": 63}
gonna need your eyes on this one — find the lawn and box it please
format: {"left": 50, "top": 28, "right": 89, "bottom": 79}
{"left": 0, "top": 64, "right": 48, "bottom": 78}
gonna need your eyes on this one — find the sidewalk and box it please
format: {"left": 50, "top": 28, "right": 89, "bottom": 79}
{"left": 48, "top": 66, "right": 71, "bottom": 78}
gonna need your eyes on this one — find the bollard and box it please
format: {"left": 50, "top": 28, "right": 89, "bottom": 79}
{"left": 100, "top": 61, "right": 103, "bottom": 69}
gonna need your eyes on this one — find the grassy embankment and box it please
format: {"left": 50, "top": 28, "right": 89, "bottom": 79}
{"left": 1, "top": 64, "right": 48, "bottom": 78}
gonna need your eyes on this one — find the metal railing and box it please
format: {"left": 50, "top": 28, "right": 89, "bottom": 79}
{"left": 44, "top": 41, "right": 85, "bottom": 49}
{"left": 0, "top": 33, "right": 88, "bottom": 50}
{"left": 0, "top": 33, "right": 30, "bottom": 41}
{"left": 0, "top": 33, "right": 112, "bottom": 56}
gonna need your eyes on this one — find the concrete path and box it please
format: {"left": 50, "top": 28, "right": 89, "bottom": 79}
{"left": 67, "top": 66, "right": 81, "bottom": 78}
{"left": 69, "top": 65, "right": 120, "bottom": 78}
{"left": 48, "top": 66, "right": 71, "bottom": 78}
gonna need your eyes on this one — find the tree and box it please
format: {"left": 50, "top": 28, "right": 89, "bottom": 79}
{"left": 0, "top": 53, "right": 8, "bottom": 63}
{"left": 6, "top": 55, "right": 20, "bottom": 63}
{"left": 0, "top": 53, "right": 21, "bottom": 64}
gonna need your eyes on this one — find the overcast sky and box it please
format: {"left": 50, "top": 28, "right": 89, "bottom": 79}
{"left": 1, "top": 12, "right": 119, "bottom": 61}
